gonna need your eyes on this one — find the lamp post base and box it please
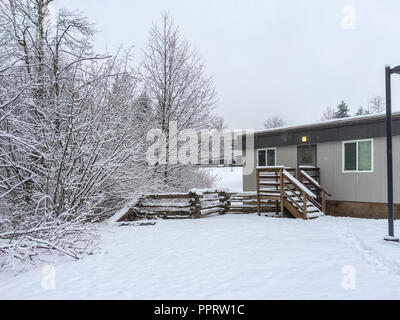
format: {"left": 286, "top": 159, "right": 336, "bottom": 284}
{"left": 384, "top": 235, "right": 399, "bottom": 242}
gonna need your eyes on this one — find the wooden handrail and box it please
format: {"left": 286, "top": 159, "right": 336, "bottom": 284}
{"left": 256, "top": 167, "right": 326, "bottom": 217}
{"left": 299, "top": 170, "right": 332, "bottom": 197}
{"left": 282, "top": 170, "right": 322, "bottom": 216}
{"left": 283, "top": 170, "right": 317, "bottom": 199}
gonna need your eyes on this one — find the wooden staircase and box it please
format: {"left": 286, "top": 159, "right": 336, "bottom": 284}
{"left": 256, "top": 167, "right": 331, "bottom": 219}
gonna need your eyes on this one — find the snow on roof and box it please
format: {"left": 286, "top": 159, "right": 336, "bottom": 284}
{"left": 250, "top": 111, "right": 400, "bottom": 136}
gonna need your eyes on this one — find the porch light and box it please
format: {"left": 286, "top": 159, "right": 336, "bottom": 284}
{"left": 302, "top": 136, "right": 307, "bottom": 143}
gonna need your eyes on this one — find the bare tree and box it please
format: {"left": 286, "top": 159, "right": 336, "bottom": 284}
{"left": 320, "top": 106, "right": 336, "bottom": 121}
{"left": 369, "top": 95, "right": 385, "bottom": 113}
{"left": 0, "top": 0, "right": 152, "bottom": 267}
{"left": 212, "top": 116, "right": 228, "bottom": 131}
{"left": 0, "top": 4, "right": 218, "bottom": 268}
{"left": 263, "top": 116, "right": 285, "bottom": 129}
{"left": 141, "top": 12, "right": 216, "bottom": 189}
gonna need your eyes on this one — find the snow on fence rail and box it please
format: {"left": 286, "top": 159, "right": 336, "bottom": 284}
{"left": 227, "top": 192, "right": 277, "bottom": 214}
{"left": 118, "top": 189, "right": 230, "bottom": 221}
{"left": 116, "top": 190, "right": 280, "bottom": 222}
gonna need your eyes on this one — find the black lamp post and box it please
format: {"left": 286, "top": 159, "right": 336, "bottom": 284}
{"left": 384, "top": 65, "right": 400, "bottom": 242}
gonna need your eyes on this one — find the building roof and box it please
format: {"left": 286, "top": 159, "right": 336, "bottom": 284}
{"left": 253, "top": 111, "right": 400, "bottom": 136}
{"left": 243, "top": 111, "right": 400, "bottom": 149}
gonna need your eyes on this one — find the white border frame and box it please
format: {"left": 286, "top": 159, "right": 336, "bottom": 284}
{"left": 342, "top": 138, "right": 374, "bottom": 173}
{"left": 256, "top": 147, "right": 277, "bottom": 167}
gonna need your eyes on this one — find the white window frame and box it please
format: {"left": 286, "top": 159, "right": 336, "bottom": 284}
{"left": 342, "top": 139, "right": 374, "bottom": 173}
{"left": 256, "top": 147, "right": 276, "bottom": 167}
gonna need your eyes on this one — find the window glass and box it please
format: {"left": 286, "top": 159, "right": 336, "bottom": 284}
{"left": 267, "top": 149, "right": 276, "bottom": 166}
{"left": 258, "top": 150, "right": 266, "bottom": 167}
{"left": 358, "top": 140, "right": 372, "bottom": 171}
{"left": 344, "top": 142, "right": 357, "bottom": 171}
{"left": 301, "top": 149, "right": 314, "bottom": 165}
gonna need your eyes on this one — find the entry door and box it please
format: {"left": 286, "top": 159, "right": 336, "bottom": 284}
{"left": 297, "top": 145, "right": 317, "bottom": 167}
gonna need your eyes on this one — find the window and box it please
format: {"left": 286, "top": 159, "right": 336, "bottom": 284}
{"left": 301, "top": 149, "right": 314, "bottom": 165}
{"left": 298, "top": 145, "right": 317, "bottom": 167}
{"left": 257, "top": 148, "right": 276, "bottom": 167}
{"left": 343, "top": 139, "right": 373, "bottom": 172}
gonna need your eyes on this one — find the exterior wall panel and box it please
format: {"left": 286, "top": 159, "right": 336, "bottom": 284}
{"left": 243, "top": 145, "right": 297, "bottom": 192}
{"left": 276, "top": 145, "right": 297, "bottom": 168}
{"left": 242, "top": 150, "right": 257, "bottom": 191}
{"left": 318, "top": 137, "right": 400, "bottom": 203}
{"left": 243, "top": 136, "right": 400, "bottom": 204}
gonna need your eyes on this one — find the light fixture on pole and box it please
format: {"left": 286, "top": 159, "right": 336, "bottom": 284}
{"left": 384, "top": 65, "right": 399, "bottom": 242}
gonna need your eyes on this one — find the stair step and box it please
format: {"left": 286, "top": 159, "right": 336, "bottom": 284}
{"left": 307, "top": 211, "right": 325, "bottom": 219}
{"left": 257, "top": 169, "right": 326, "bottom": 220}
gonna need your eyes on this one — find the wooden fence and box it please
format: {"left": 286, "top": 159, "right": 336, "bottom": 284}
{"left": 227, "top": 192, "right": 277, "bottom": 214}
{"left": 116, "top": 167, "right": 327, "bottom": 222}
{"left": 117, "top": 189, "right": 280, "bottom": 222}
{"left": 118, "top": 189, "right": 230, "bottom": 221}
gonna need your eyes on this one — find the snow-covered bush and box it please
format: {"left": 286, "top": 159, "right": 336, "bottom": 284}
{"left": 0, "top": 0, "right": 142, "bottom": 266}
{"left": 0, "top": 2, "right": 217, "bottom": 268}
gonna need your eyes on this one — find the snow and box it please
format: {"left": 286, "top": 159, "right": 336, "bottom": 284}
{"left": 383, "top": 235, "right": 400, "bottom": 242}
{"left": 283, "top": 169, "right": 317, "bottom": 199}
{"left": 1, "top": 215, "right": 400, "bottom": 299}
{"left": 256, "top": 165, "right": 285, "bottom": 169}
{"left": 206, "top": 167, "right": 243, "bottom": 193}
{"left": 250, "top": 111, "right": 399, "bottom": 135}
{"left": 300, "top": 170, "right": 320, "bottom": 187}
{"left": 107, "top": 194, "right": 143, "bottom": 224}
{"left": 306, "top": 211, "right": 324, "bottom": 219}
{"left": 189, "top": 187, "right": 228, "bottom": 195}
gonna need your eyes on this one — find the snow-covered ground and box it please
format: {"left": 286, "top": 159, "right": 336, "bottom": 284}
{"left": 1, "top": 214, "right": 400, "bottom": 299}
{"left": 206, "top": 167, "right": 243, "bottom": 192}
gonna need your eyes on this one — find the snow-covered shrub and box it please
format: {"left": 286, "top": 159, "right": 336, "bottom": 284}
{"left": 0, "top": 1, "right": 146, "bottom": 267}
{"left": 0, "top": 2, "right": 217, "bottom": 268}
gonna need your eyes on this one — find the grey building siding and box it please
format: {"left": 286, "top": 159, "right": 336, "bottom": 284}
{"left": 243, "top": 136, "right": 400, "bottom": 204}
{"left": 318, "top": 137, "right": 400, "bottom": 203}
{"left": 242, "top": 150, "right": 257, "bottom": 191}
{"left": 243, "top": 145, "right": 297, "bottom": 192}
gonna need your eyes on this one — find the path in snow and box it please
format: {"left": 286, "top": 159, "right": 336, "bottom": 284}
{"left": 1, "top": 215, "right": 400, "bottom": 299}
{"left": 329, "top": 218, "right": 400, "bottom": 276}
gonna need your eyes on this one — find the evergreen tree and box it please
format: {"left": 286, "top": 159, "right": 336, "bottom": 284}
{"left": 335, "top": 100, "right": 351, "bottom": 118}
{"left": 355, "top": 106, "right": 366, "bottom": 116}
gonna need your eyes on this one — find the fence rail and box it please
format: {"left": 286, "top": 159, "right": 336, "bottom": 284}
{"left": 117, "top": 166, "right": 329, "bottom": 222}
{"left": 227, "top": 192, "right": 277, "bottom": 214}
{"left": 118, "top": 189, "right": 231, "bottom": 221}
{"left": 117, "top": 189, "right": 282, "bottom": 221}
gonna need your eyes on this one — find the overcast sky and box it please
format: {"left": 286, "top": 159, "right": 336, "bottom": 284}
{"left": 55, "top": 0, "right": 400, "bottom": 130}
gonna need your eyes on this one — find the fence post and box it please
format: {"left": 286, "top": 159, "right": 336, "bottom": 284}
{"left": 303, "top": 191, "right": 308, "bottom": 219}
{"left": 189, "top": 192, "right": 201, "bottom": 218}
{"left": 280, "top": 168, "right": 284, "bottom": 216}
{"left": 256, "top": 169, "right": 261, "bottom": 216}
{"left": 321, "top": 191, "right": 326, "bottom": 214}
{"left": 219, "top": 191, "right": 230, "bottom": 214}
